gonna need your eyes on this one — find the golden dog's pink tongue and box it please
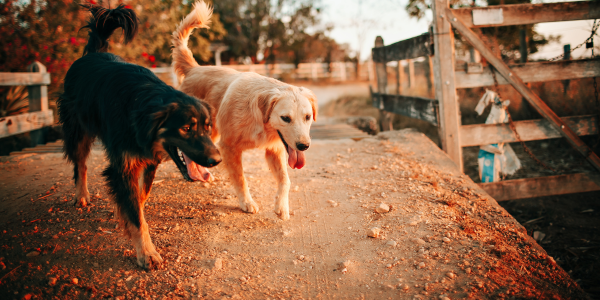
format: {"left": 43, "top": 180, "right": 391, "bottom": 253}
{"left": 286, "top": 145, "right": 305, "bottom": 169}
{"left": 182, "top": 152, "right": 212, "bottom": 181}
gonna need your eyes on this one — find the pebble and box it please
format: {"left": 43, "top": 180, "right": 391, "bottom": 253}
{"left": 93, "top": 262, "right": 99, "bottom": 268}
{"left": 375, "top": 203, "right": 390, "bottom": 213}
{"left": 293, "top": 186, "right": 300, "bottom": 192}
{"left": 446, "top": 272, "right": 456, "bottom": 279}
{"left": 418, "top": 262, "right": 426, "bottom": 269}
{"left": 211, "top": 258, "right": 223, "bottom": 270}
{"left": 412, "top": 238, "right": 426, "bottom": 245}
{"left": 386, "top": 240, "right": 397, "bottom": 247}
{"left": 48, "top": 277, "right": 57, "bottom": 286}
{"left": 71, "top": 278, "right": 79, "bottom": 285}
{"left": 367, "top": 227, "right": 381, "bottom": 238}
{"left": 400, "top": 284, "right": 409, "bottom": 291}
{"left": 442, "top": 237, "right": 451, "bottom": 243}
{"left": 26, "top": 251, "right": 40, "bottom": 257}
{"left": 327, "top": 200, "right": 339, "bottom": 207}
{"left": 339, "top": 260, "right": 351, "bottom": 268}
{"left": 386, "top": 263, "right": 392, "bottom": 268}
{"left": 52, "top": 235, "right": 59, "bottom": 239}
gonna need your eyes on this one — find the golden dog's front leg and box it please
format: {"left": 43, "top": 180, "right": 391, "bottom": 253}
{"left": 221, "top": 146, "right": 260, "bottom": 214}
{"left": 265, "top": 147, "right": 291, "bottom": 220}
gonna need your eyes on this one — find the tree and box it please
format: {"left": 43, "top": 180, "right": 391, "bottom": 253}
{"left": 404, "top": 0, "right": 558, "bottom": 62}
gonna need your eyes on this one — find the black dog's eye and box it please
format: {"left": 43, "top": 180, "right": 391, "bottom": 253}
{"left": 281, "top": 116, "right": 291, "bottom": 123}
{"left": 182, "top": 126, "right": 191, "bottom": 132}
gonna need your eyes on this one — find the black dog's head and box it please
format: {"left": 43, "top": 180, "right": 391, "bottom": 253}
{"left": 134, "top": 91, "right": 220, "bottom": 181}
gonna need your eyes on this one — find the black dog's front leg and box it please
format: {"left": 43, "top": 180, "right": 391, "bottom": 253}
{"left": 103, "top": 162, "right": 163, "bottom": 269}
{"left": 142, "top": 163, "right": 158, "bottom": 202}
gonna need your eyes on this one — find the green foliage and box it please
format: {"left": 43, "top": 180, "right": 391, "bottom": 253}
{"left": 404, "top": 0, "right": 558, "bottom": 62}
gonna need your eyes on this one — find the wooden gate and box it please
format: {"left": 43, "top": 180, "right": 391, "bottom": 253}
{"left": 372, "top": 1, "right": 600, "bottom": 200}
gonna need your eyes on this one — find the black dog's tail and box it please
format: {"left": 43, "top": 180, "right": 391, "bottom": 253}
{"left": 80, "top": 3, "right": 138, "bottom": 56}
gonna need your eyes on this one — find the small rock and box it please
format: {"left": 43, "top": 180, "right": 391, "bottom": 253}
{"left": 533, "top": 231, "right": 546, "bottom": 242}
{"left": 93, "top": 262, "right": 99, "bottom": 268}
{"left": 375, "top": 203, "right": 390, "bottom": 213}
{"left": 52, "top": 235, "right": 59, "bottom": 239}
{"left": 386, "top": 263, "right": 392, "bottom": 268}
{"left": 465, "top": 267, "right": 472, "bottom": 274}
{"left": 292, "top": 186, "right": 300, "bottom": 192}
{"left": 418, "top": 262, "right": 426, "bottom": 269}
{"left": 211, "top": 258, "right": 223, "bottom": 270}
{"left": 239, "top": 276, "right": 248, "bottom": 282}
{"left": 446, "top": 272, "right": 456, "bottom": 279}
{"left": 367, "top": 227, "right": 381, "bottom": 238}
{"left": 339, "top": 260, "right": 351, "bottom": 268}
{"left": 386, "top": 240, "right": 397, "bottom": 247}
{"left": 341, "top": 267, "right": 348, "bottom": 274}
{"left": 23, "top": 294, "right": 32, "bottom": 300}
{"left": 400, "top": 284, "right": 409, "bottom": 291}
{"left": 442, "top": 237, "right": 451, "bottom": 243}
{"left": 327, "top": 200, "right": 339, "bottom": 207}
{"left": 71, "top": 277, "right": 79, "bottom": 285}
{"left": 48, "top": 277, "right": 57, "bottom": 286}
{"left": 412, "top": 238, "right": 426, "bottom": 245}
{"left": 26, "top": 251, "right": 39, "bottom": 257}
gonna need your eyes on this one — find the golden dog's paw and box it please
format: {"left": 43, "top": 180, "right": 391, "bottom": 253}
{"left": 240, "top": 200, "right": 260, "bottom": 214}
{"left": 136, "top": 250, "right": 163, "bottom": 270}
{"left": 274, "top": 207, "right": 290, "bottom": 220}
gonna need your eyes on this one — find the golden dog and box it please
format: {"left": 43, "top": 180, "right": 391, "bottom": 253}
{"left": 172, "top": 1, "right": 317, "bottom": 220}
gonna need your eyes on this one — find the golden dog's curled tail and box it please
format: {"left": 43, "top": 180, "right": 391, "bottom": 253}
{"left": 172, "top": 1, "right": 212, "bottom": 78}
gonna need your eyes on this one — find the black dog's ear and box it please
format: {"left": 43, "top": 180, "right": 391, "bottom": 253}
{"left": 133, "top": 103, "right": 178, "bottom": 150}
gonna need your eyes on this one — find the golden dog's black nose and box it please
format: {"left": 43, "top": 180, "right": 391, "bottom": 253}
{"left": 297, "top": 143, "right": 310, "bottom": 151}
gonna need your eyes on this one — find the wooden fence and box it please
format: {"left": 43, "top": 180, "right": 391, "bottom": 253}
{"left": 371, "top": 0, "right": 600, "bottom": 200}
{"left": 0, "top": 62, "right": 54, "bottom": 142}
{"left": 151, "top": 62, "right": 374, "bottom": 87}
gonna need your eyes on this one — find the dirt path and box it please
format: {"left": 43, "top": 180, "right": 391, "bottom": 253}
{"left": 0, "top": 130, "right": 585, "bottom": 299}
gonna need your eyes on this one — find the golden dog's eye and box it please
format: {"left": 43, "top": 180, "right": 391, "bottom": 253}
{"left": 281, "top": 116, "right": 291, "bottom": 123}
{"left": 182, "top": 126, "right": 191, "bottom": 132}
{"left": 305, "top": 115, "right": 311, "bottom": 121}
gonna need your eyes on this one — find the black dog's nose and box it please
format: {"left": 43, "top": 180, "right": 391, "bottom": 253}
{"left": 207, "top": 156, "right": 222, "bottom": 167}
{"left": 297, "top": 143, "right": 310, "bottom": 151}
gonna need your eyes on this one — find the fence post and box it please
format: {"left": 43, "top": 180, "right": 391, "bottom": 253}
{"left": 374, "top": 36, "right": 394, "bottom": 131}
{"left": 396, "top": 61, "right": 402, "bottom": 95}
{"left": 425, "top": 56, "right": 435, "bottom": 98}
{"left": 339, "top": 62, "right": 347, "bottom": 81}
{"left": 407, "top": 59, "right": 416, "bottom": 89}
{"left": 563, "top": 44, "right": 571, "bottom": 94}
{"left": 432, "top": 0, "right": 463, "bottom": 170}
{"left": 27, "top": 61, "right": 49, "bottom": 146}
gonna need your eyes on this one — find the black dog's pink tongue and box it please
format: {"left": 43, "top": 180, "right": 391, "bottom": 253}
{"left": 182, "top": 152, "right": 212, "bottom": 181}
{"left": 286, "top": 145, "right": 305, "bottom": 169}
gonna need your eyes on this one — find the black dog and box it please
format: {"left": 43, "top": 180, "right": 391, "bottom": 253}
{"left": 58, "top": 4, "right": 221, "bottom": 269}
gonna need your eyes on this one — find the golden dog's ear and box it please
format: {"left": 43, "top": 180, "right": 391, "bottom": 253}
{"left": 258, "top": 89, "right": 280, "bottom": 123}
{"left": 300, "top": 87, "right": 318, "bottom": 121}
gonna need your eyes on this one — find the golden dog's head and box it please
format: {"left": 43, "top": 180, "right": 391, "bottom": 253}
{"left": 260, "top": 86, "right": 317, "bottom": 169}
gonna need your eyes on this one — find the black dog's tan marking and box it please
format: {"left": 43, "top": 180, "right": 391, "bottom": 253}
{"left": 57, "top": 4, "right": 221, "bottom": 269}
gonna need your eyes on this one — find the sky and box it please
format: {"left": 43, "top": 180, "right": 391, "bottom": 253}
{"left": 317, "top": 0, "right": 597, "bottom": 61}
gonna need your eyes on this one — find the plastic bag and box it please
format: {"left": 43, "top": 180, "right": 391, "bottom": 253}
{"left": 475, "top": 90, "right": 521, "bottom": 182}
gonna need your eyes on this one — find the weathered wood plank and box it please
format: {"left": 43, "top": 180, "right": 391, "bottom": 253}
{"left": 371, "top": 92, "right": 439, "bottom": 126}
{"left": 456, "top": 59, "right": 600, "bottom": 88}
{"left": 372, "top": 33, "right": 432, "bottom": 63}
{"left": 0, "top": 72, "right": 50, "bottom": 86}
{"left": 0, "top": 111, "right": 54, "bottom": 138}
{"left": 447, "top": 8, "right": 600, "bottom": 172}
{"left": 374, "top": 36, "right": 394, "bottom": 131}
{"left": 460, "top": 115, "right": 598, "bottom": 147}
{"left": 480, "top": 173, "right": 600, "bottom": 201}
{"left": 433, "top": 0, "right": 463, "bottom": 171}
{"left": 453, "top": 1, "right": 600, "bottom": 28}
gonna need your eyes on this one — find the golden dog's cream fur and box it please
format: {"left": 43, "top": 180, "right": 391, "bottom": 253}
{"left": 172, "top": 1, "right": 318, "bottom": 220}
